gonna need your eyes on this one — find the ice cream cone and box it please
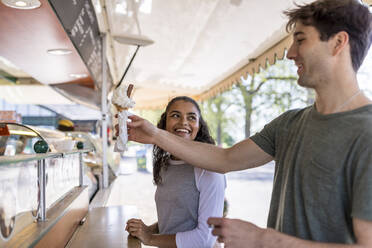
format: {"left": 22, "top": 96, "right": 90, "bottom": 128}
{"left": 113, "top": 84, "right": 134, "bottom": 153}
{"left": 112, "top": 83, "right": 134, "bottom": 112}
{"left": 127, "top": 84, "right": 134, "bottom": 98}
{"left": 114, "top": 104, "right": 128, "bottom": 112}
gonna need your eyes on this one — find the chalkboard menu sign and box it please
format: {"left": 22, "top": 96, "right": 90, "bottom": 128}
{"left": 48, "top": 0, "right": 104, "bottom": 89}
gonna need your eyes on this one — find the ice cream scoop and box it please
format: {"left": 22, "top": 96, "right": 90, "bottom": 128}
{"left": 112, "top": 84, "right": 135, "bottom": 111}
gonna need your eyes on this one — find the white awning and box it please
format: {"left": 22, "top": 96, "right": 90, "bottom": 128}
{"left": 93, "top": 0, "right": 316, "bottom": 109}
{"left": 0, "top": 0, "right": 370, "bottom": 110}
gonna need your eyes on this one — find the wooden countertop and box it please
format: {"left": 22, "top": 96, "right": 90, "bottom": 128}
{"left": 66, "top": 205, "right": 141, "bottom": 248}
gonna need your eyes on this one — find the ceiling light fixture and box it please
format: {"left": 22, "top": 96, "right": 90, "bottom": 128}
{"left": 15, "top": 1, "right": 26, "bottom": 7}
{"left": 113, "top": 34, "right": 154, "bottom": 47}
{"left": 113, "top": 34, "right": 154, "bottom": 89}
{"left": 1, "top": 0, "right": 41, "bottom": 9}
{"left": 47, "top": 49, "right": 72, "bottom": 55}
{"left": 69, "top": 73, "right": 88, "bottom": 79}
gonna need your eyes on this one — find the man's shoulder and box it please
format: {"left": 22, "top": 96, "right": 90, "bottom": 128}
{"left": 344, "top": 104, "right": 372, "bottom": 127}
{"left": 274, "top": 106, "right": 312, "bottom": 124}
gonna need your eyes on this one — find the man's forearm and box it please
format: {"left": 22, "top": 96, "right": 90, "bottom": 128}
{"left": 154, "top": 129, "right": 273, "bottom": 173}
{"left": 154, "top": 129, "right": 229, "bottom": 173}
{"left": 263, "top": 228, "right": 364, "bottom": 248}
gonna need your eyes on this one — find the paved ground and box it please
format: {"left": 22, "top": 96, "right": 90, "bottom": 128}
{"left": 224, "top": 163, "right": 274, "bottom": 228}
{"left": 106, "top": 162, "right": 275, "bottom": 246}
{"left": 107, "top": 171, "right": 158, "bottom": 225}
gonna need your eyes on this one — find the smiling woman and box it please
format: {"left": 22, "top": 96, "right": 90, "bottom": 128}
{"left": 154, "top": 96, "right": 215, "bottom": 184}
{"left": 165, "top": 100, "right": 200, "bottom": 141}
{"left": 125, "top": 96, "right": 226, "bottom": 248}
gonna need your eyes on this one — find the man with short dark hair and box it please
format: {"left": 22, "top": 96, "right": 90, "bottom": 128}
{"left": 122, "top": 0, "right": 372, "bottom": 246}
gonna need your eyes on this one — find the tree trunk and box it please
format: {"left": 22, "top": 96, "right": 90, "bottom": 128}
{"left": 215, "top": 99, "right": 223, "bottom": 146}
{"left": 243, "top": 77, "right": 255, "bottom": 139}
{"left": 245, "top": 100, "right": 252, "bottom": 138}
{"left": 216, "top": 121, "right": 222, "bottom": 146}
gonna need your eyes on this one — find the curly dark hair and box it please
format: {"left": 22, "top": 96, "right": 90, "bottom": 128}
{"left": 153, "top": 96, "right": 215, "bottom": 185}
{"left": 284, "top": 0, "right": 372, "bottom": 72}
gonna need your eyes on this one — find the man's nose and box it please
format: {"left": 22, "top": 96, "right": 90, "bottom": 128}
{"left": 286, "top": 42, "right": 296, "bottom": 60}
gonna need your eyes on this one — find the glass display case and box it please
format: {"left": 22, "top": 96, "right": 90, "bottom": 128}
{"left": 0, "top": 123, "right": 94, "bottom": 245}
{"left": 66, "top": 131, "right": 120, "bottom": 185}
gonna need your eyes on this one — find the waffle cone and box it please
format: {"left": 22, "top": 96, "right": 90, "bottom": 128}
{"left": 114, "top": 104, "right": 128, "bottom": 112}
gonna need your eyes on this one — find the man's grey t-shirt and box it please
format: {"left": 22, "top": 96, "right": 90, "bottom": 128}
{"left": 251, "top": 105, "right": 372, "bottom": 243}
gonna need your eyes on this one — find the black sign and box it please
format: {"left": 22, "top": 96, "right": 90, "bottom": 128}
{"left": 48, "top": 0, "right": 103, "bottom": 89}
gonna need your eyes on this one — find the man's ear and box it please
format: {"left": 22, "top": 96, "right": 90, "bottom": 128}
{"left": 331, "top": 31, "right": 349, "bottom": 56}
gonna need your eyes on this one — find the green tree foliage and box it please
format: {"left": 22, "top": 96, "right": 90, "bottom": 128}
{"left": 235, "top": 59, "right": 311, "bottom": 138}
{"left": 358, "top": 48, "right": 372, "bottom": 97}
{"left": 136, "top": 59, "right": 316, "bottom": 147}
{"left": 128, "top": 109, "right": 163, "bottom": 147}
{"left": 200, "top": 92, "right": 236, "bottom": 147}
{"left": 137, "top": 109, "right": 164, "bottom": 126}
